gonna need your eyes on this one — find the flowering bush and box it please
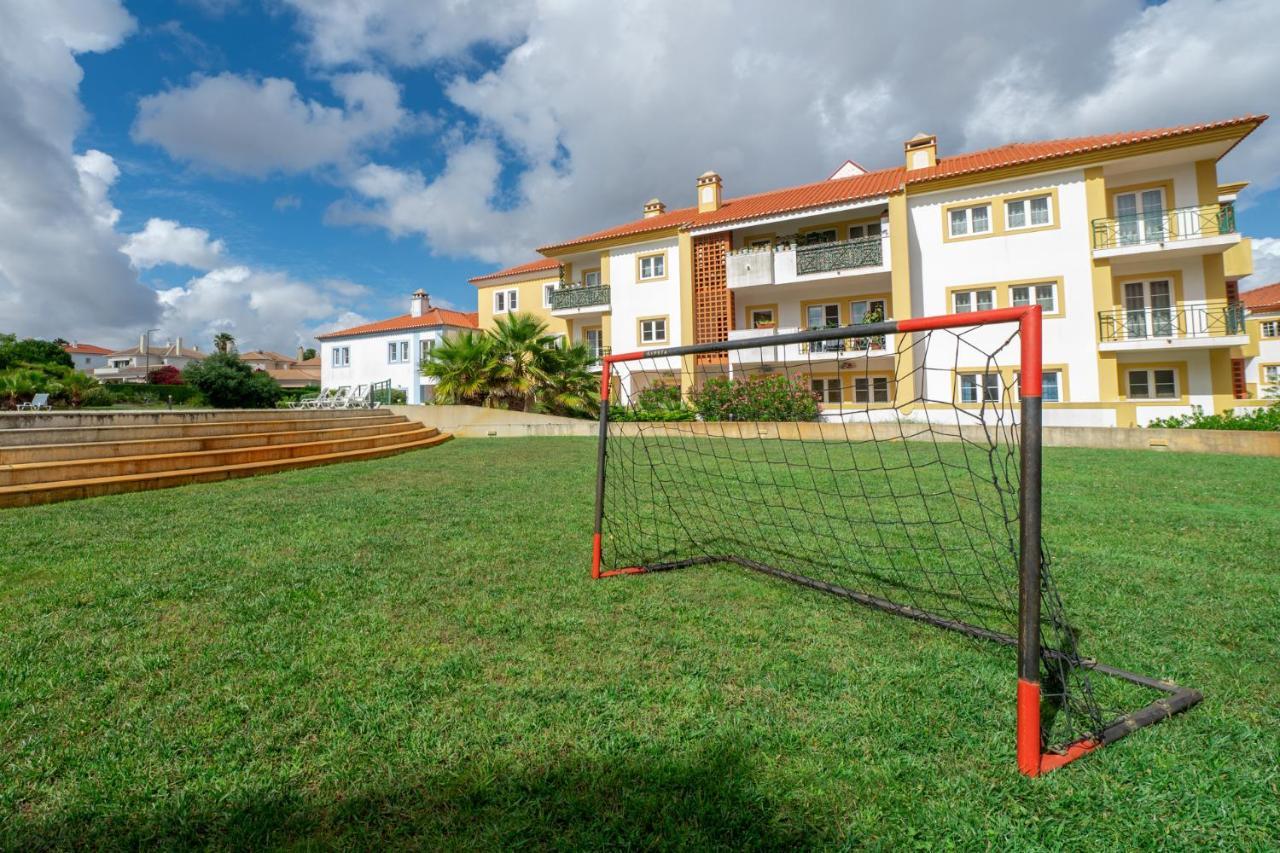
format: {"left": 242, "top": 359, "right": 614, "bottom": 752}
{"left": 1147, "top": 401, "right": 1280, "bottom": 431}
{"left": 690, "top": 374, "right": 819, "bottom": 422}
{"left": 610, "top": 382, "right": 695, "bottom": 422}
{"left": 147, "top": 365, "right": 183, "bottom": 385}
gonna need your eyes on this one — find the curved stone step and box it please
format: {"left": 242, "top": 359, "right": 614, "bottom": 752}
{"left": 1, "top": 420, "right": 424, "bottom": 464}
{"left": 0, "top": 426, "right": 440, "bottom": 486}
{"left": 0, "top": 431, "right": 452, "bottom": 508}
{"left": 0, "top": 413, "right": 406, "bottom": 447}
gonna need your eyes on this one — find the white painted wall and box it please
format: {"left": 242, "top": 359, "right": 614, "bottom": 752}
{"left": 607, "top": 236, "right": 683, "bottom": 374}
{"left": 320, "top": 325, "right": 465, "bottom": 404}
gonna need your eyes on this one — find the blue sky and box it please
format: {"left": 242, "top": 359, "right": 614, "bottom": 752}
{"left": 3, "top": 0, "right": 1279, "bottom": 352}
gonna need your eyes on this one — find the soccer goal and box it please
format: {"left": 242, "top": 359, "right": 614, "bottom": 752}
{"left": 590, "top": 304, "right": 1200, "bottom": 776}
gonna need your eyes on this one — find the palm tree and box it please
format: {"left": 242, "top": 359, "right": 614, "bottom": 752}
{"left": 213, "top": 332, "right": 236, "bottom": 354}
{"left": 422, "top": 331, "right": 497, "bottom": 405}
{"left": 488, "top": 312, "right": 560, "bottom": 412}
{"left": 0, "top": 368, "right": 46, "bottom": 409}
{"left": 56, "top": 369, "right": 99, "bottom": 408}
{"left": 537, "top": 339, "right": 599, "bottom": 417}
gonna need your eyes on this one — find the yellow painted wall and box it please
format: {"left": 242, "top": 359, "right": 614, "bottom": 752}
{"left": 1223, "top": 237, "right": 1253, "bottom": 280}
{"left": 475, "top": 274, "right": 568, "bottom": 337}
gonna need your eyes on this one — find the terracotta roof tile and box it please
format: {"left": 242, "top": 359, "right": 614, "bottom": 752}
{"left": 1241, "top": 282, "right": 1280, "bottom": 312}
{"left": 468, "top": 257, "right": 560, "bottom": 284}
{"left": 537, "top": 114, "right": 1266, "bottom": 251}
{"left": 62, "top": 343, "right": 113, "bottom": 355}
{"left": 317, "top": 308, "right": 479, "bottom": 340}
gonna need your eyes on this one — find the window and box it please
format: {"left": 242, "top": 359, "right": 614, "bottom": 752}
{"left": 1010, "top": 282, "right": 1058, "bottom": 313}
{"left": 750, "top": 308, "right": 776, "bottom": 329}
{"left": 1263, "top": 321, "right": 1279, "bottom": 338}
{"left": 543, "top": 283, "right": 557, "bottom": 307}
{"left": 639, "top": 318, "right": 667, "bottom": 344}
{"left": 584, "top": 328, "right": 604, "bottom": 360}
{"left": 960, "top": 372, "right": 1001, "bottom": 403}
{"left": 1127, "top": 368, "right": 1178, "bottom": 399}
{"left": 953, "top": 288, "right": 995, "bottom": 313}
{"left": 1121, "top": 280, "right": 1174, "bottom": 339}
{"left": 1114, "top": 188, "right": 1166, "bottom": 245}
{"left": 948, "top": 204, "right": 991, "bottom": 237}
{"left": 419, "top": 339, "right": 434, "bottom": 362}
{"left": 850, "top": 298, "right": 886, "bottom": 325}
{"left": 1005, "top": 195, "right": 1052, "bottom": 230}
{"left": 849, "top": 222, "right": 882, "bottom": 240}
{"left": 800, "top": 229, "right": 838, "bottom": 245}
{"left": 1014, "top": 370, "right": 1062, "bottom": 402}
{"left": 388, "top": 340, "right": 409, "bottom": 363}
{"left": 855, "top": 376, "right": 891, "bottom": 404}
{"left": 494, "top": 288, "right": 518, "bottom": 313}
{"left": 748, "top": 237, "right": 773, "bottom": 250}
{"left": 806, "top": 303, "right": 840, "bottom": 329}
{"left": 810, "top": 378, "right": 841, "bottom": 404}
{"left": 638, "top": 253, "right": 666, "bottom": 281}
{"left": 583, "top": 270, "right": 601, "bottom": 288}
{"left": 331, "top": 346, "right": 350, "bottom": 367}
{"left": 1264, "top": 365, "right": 1280, "bottom": 386}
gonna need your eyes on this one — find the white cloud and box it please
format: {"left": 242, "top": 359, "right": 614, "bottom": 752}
{"left": 123, "top": 217, "right": 225, "bottom": 270}
{"left": 274, "top": 193, "right": 302, "bottom": 211}
{"left": 0, "top": 0, "right": 159, "bottom": 343}
{"left": 1245, "top": 238, "right": 1280, "bottom": 290}
{"left": 285, "top": 0, "right": 1280, "bottom": 267}
{"left": 133, "top": 71, "right": 406, "bottom": 176}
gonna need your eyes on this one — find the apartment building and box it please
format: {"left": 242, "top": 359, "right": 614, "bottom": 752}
{"left": 318, "top": 289, "right": 478, "bottom": 403}
{"left": 1240, "top": 282, "right": 1280, "bottom": 398}
{"left": 470, "top": 114, "right": 1267, "bottom": 426}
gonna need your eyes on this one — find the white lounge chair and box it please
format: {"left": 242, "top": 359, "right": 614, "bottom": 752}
{"left": 344, "top": 385, "right": 369, "bottom": 409}
{"left": 323, "top": 386, "right": 352, "bottom": 409}
{"left": 18, "top": 393, "right": 51, "bottom": 411}
{"left": 291, "top": 388, "right": 330, "bottom": 409}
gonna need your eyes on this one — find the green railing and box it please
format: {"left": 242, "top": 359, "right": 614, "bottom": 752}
{"left": 1091, "top": 203, "right": 1237, "bottom": 250}
{"left": 368, "top": 379, "right": 394, "bottom": 407}
{"left": 1097, "top": 300, "right": 1246, "bottom": 342}
{"left": 796, "top": 235, "right": 883, "bottom": 275}
{"left": 551, "top": 285, "right": 611, "bottom": 311}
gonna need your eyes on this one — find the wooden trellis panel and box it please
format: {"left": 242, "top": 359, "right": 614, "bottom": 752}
{"left": 692, "top": 232, "right": 732, "bottom": 364}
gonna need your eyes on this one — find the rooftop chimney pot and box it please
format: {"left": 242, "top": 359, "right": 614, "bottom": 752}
{"left": 696, "top": 171, "right": 722, "bottom": 213}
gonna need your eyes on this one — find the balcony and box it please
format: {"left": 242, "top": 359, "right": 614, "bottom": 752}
{"left": 726, "top": 235, "right": 888, "bottom": 290}
{"left": 726, "top": 325, "right": 894, "bottom": 368}
{"left": 550, "top": 284, "right": 610, "bottom": 317}
{"left": 1091, "top": 203, "right": 1239, "bottom": 261}
{"left": 1097, "top": 300, "right": 1248, "bottom": 351}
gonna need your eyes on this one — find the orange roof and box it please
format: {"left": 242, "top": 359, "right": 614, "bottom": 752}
{"left": 538, "top": 114, "right": 1267, "bottom": 252}
{"left": 317, "top": 307, "right": 478, "bottom": 340}
{"left": 62, "top": 342, "right": 113, "bottom": 355}
{"left": 1242, "top": 282, "right": 1280, "bottom": 312}
{"left": 468, "top": 257, "right": 560, "bottom": 284}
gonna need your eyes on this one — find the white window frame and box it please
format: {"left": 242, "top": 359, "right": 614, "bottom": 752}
{"left": 1010, "top": 282, "right": 1058, "bottom": 314}
{"left": 639, "top": 318, "right": 667, "bottom": 344}
{"left": 1263, "top": 365, "right": 1280, "bottom": 385}
{"left": 800, "top": 229, "right": 838, "bottom": 246}
{"left": 582, "top": 270, "right": 601, "bottom": 288}
{"left": 848, "top": 222, "right": 882, "bottom": 240}
{"left": 543, "top": 282, "right": 558, "bottom": 308}
{"left": 1262, "top": 320, "right": 1279, "bottom": 338}
{"left": 419, "top": 338, "right": 434, "bottom": 362}
{"left": 1126, "top": 368, "right": 1179, "bottom": 400}
{"left": 331, "top": 346, "right": 350, "bottom": 368}
{"left": 948, "top": 204, "right": 991, "bottom": 238}
{"left": 387, "top": 340, "right": 410, "bottom": 364}
{"left": 960, "top": 372, "right": 1001, "bottom": 403}
{"left": 494, "top": 288, "right": 518, "bottom": 314}
{"left": 1004, "top": 195, "right": 1053, "bottom": 231}
{"left": 854, "top": 376, "right": 891, "bottom": 404}
{"left": 810, "top": 377, "right": 841, "bottom": 404}
{"left": 1114, "top": 188, "right": 1167, "bottom": 245}
{"left": 638, "top": 253, "right": 666, "bottom": 281}
{"left": 1014, "top": 370, "right": 1062, "bottom": 402}
{"left": 850, "top": 298, "right": 886, "bottom": 325}
{"left": 953, "top": 288, "right": 995, "bottom": 314}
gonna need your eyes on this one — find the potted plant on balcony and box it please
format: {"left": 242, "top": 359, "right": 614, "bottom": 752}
{"left": 853, "top": 305, "right": 885, "bottom": 350}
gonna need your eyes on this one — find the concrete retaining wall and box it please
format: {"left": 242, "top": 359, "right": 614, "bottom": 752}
{"left": 0, "top": 409, "right": 371, "bottom": 431}
{"left": 391, "top": 405, "right": 1279, "bottom": 457}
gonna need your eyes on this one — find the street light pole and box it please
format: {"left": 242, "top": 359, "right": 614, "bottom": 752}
{"left": 144, "top": 328, "right": 158, "bottom": 383}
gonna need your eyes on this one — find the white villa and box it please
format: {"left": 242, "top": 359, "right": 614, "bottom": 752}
{"left": 318, "top": 290, "right": 478, "bottom": 404}
{"left": 95, "top": 336, "right": 206, "bottom": 383}
{"left": 62, "top": 342, "right": 113, "bottom": 374}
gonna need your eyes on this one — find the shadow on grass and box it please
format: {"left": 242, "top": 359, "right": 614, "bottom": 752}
{"left": 14, "top": 740, "right": 826, "bottom": 850}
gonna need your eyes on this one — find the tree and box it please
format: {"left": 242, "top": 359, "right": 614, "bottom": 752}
{"left": 213, "top": 332, "right": 236, "bottom": 354}
{"left": 0, "top": 335, "right": 74, "bottom": 371}
{"left": 422, "top": 331, "right": 496, "bottom": 406}
{"left": 302, "top": 347, "right": 317, "bottom": 360}
{"left": 0, "top": 367, "right": 45, "bottom": 408}
{"left": 487, "top": 312, "right": 560, "bottom": 412}
{"left": 537, "top": 339, "right": 600, "bottom": 417}
{"left": 56, "top": 370, "right": 100, "bottom": 408}
{"left": 148, "top": 365, "right": 184, "bottom": 385}
{"left": 183, "top": 352, "right": 282, "bottom": 408}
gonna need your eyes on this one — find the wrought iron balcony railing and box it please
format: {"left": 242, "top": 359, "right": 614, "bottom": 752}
{"left": 795, "top": 235, "right": 883, "bottom": 275}
{"left": 550, "top": 284, "right": 610, "bottom": 311}
{"left": 588, "top": 345, "right": 611, "bottom": 366}
{"left": 798, "top": 334, "right": 888, "bottom": 354}
{"left": 1097, "top": 300, "right": 1246, "bottom": 343}
{"left": 1091, "top": 203, "right": 1237, "bottom": 250}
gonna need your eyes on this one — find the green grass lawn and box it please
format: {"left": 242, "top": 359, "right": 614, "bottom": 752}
{"left": 1, "top": 437, "right": 1277, "bottom": 849}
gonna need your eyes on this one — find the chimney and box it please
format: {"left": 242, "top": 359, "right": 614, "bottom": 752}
{"left": 410, "top": 288, "right": 429, "bottom": 317}
{"left": 139, "top": 333, "right": 147, "bottom": 354}
{"left": 297, "top": 346, "right": 305, "bottom": 362}
{"left": 175, "top": 336, "right": 182, "bottom": 355}
{"left": 904, "top": 133, "right": 938, "bottom": 170}
{"left": 643, "top": 198, "right": 666, "bottom": 218}
{"left": 697, "top": 171, "right": 722, "bottom": 213}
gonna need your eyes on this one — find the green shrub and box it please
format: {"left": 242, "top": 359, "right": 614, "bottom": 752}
{"left": 183, "top": 353, "right": 283, "bottom": 408}
{"left": 1147, "top": 402, "right": 1280, "bottom": 431}
{"left": 0, "top": 334, "right": 73, "bottom": 371}
{"left": 611, "top": 382, "right": 696, "bottom": 422}
{"left": 101, "top": 383, "right": 205, "bottom": 406}
{"left": 690, "top": 374, "right": 820, "bottom": 422}
{"left": 79, "top": 386, "right": 115, "bottom": 408}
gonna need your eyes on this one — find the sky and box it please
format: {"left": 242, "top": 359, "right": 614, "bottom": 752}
{"left": 2, "top": 0, "right": 1280, "bottom": 354}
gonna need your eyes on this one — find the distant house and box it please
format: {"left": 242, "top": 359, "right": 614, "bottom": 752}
{"left": 61, "top": 342, "right": 113, "bottom": 374}
{"left": 240, "top": 348, "right": 322, "bottom": 388}
{"left": 317, "top": 290, "right": 478, "bottom": 403}
{"left": 95, "top": 336, "right": 205, "bottom": 384}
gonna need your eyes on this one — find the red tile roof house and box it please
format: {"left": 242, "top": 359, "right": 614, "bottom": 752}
{"left": 95, "top": 336, "right": 206, "bottom": 384}
{"left": 61, "top": 342, "right": 114, "bottom": 374}
{"left": 1241, "top": 282, "right": 1280, "bottom": 397}
{"left": 317, "top": 289, "right": 478, "bottom": 404}
{"left": 239, "top": 349, "right": 323, "bottom": 388}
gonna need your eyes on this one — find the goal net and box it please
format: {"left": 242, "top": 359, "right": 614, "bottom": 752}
{"left": 591, "top": 305, "right": 1200, "bottom": 776}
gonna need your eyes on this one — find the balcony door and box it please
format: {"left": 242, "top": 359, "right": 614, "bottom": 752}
{"left": 1122, "top": 279, "right": 1174, "bottom": 339}
{"left": 807, "top": 303, "right": 841, "bottom": 352}
{"left": 584, "top": 328, "right": 603, "bottom": 361}
{"left": 1115, "top": 188, "right": 1166, "bottom": 245}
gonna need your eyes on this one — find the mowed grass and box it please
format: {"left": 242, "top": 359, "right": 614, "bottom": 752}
{"left": 1, "top": 437, "right": 1277, "bottom": 849}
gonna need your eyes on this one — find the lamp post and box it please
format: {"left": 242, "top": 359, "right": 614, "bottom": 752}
{"left": 144, "top": 328, "right": 158, "bottom": 384}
